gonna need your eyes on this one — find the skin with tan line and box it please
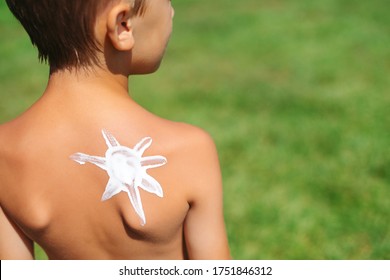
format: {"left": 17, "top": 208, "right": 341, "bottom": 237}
{"left": 0, "top": 0, "right": 230, "bottom": 260}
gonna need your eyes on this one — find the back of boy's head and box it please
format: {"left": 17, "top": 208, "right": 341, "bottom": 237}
{"left": 5, "top": 0, "right": 146, "bottom": 71}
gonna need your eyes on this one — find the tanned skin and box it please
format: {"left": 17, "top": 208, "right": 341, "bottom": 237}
{"left": 0, "top": 0, "right": 230, "bottom": 260}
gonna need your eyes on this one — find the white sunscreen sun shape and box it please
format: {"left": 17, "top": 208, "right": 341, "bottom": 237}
{"left": 70, "top": 130, "right": 167, "bottom": 226}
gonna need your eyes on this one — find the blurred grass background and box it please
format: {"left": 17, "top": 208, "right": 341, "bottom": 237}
{"left": 1, "top": 0, "right": 389, "bottom": 259}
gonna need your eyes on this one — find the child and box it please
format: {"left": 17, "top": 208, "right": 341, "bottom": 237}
{"left": 0, "top": 0, "right": 231, "bottom": 260}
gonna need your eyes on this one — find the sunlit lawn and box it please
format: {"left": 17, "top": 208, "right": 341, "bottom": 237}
{"left": 1, "top": 0, "right": 389, "bottom": 259}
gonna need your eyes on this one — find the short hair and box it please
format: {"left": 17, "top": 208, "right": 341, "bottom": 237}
{"left": 5, "top": 0, "right": 146, "bottom": 71}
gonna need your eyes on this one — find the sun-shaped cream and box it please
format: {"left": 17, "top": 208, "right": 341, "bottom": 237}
{"left": 70, "top": 129, "right": 167, "bottom": 226}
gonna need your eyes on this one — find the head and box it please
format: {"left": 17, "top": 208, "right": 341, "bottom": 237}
{"left": 5, "top": 0, "right": 174, "bottom": 74}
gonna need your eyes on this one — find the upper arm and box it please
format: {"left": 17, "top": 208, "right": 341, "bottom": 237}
{"left": 0, "top": 136, "right": 34, "bottom": 260}
{"left": 181, "top": 129, "right": 231, "bottom": 259}
{"left": 0, "top": 205, "right": 34, "bottom": 260}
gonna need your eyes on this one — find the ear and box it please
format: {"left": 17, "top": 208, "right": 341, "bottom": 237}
{"left": 107, "top": 3, "right": 135, "bottom": 51}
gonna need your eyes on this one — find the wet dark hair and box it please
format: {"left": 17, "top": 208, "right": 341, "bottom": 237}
{"left": 5, "top": 0, "right": 146, "bottom": 71}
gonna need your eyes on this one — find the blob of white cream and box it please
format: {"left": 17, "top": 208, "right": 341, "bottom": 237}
{"left": 70, "top": 129, "right": 167, "bottom": 226}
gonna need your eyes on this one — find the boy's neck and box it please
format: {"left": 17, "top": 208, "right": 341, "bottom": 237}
{"left": 45, "top": 67, "right": 131, "bottom": 100}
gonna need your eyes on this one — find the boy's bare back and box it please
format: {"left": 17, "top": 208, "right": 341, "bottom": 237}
{"left": 0, "top": 0, "right": 230, "bottom": 259}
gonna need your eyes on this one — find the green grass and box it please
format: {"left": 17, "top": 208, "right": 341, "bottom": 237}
{"left": 1, "top": 0, "right": 390, "bottom": 259}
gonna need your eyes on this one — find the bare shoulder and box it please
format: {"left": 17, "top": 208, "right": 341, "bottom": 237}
{"left": 0, "top": 124, "right": 6, "bottom": 179}
{"left": 0, "top": 122, "right": 13, "bottom": 170}
{"left": 0, "top": 118, "right": 32, "bottom": 196}
{"left": 167, "top": 121, "right": 217, "bottom": 154}
{"left": 162, "top": 122, "right": 230, "bottom": 259}
{"left": 161, "top": 121, "right": 222, "bottom": 203}
{"left": 164, "top": 121, "right": 219, "bottom": 163}
{"left": 0, "top": 122, "right": 14, "bottom": 196}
